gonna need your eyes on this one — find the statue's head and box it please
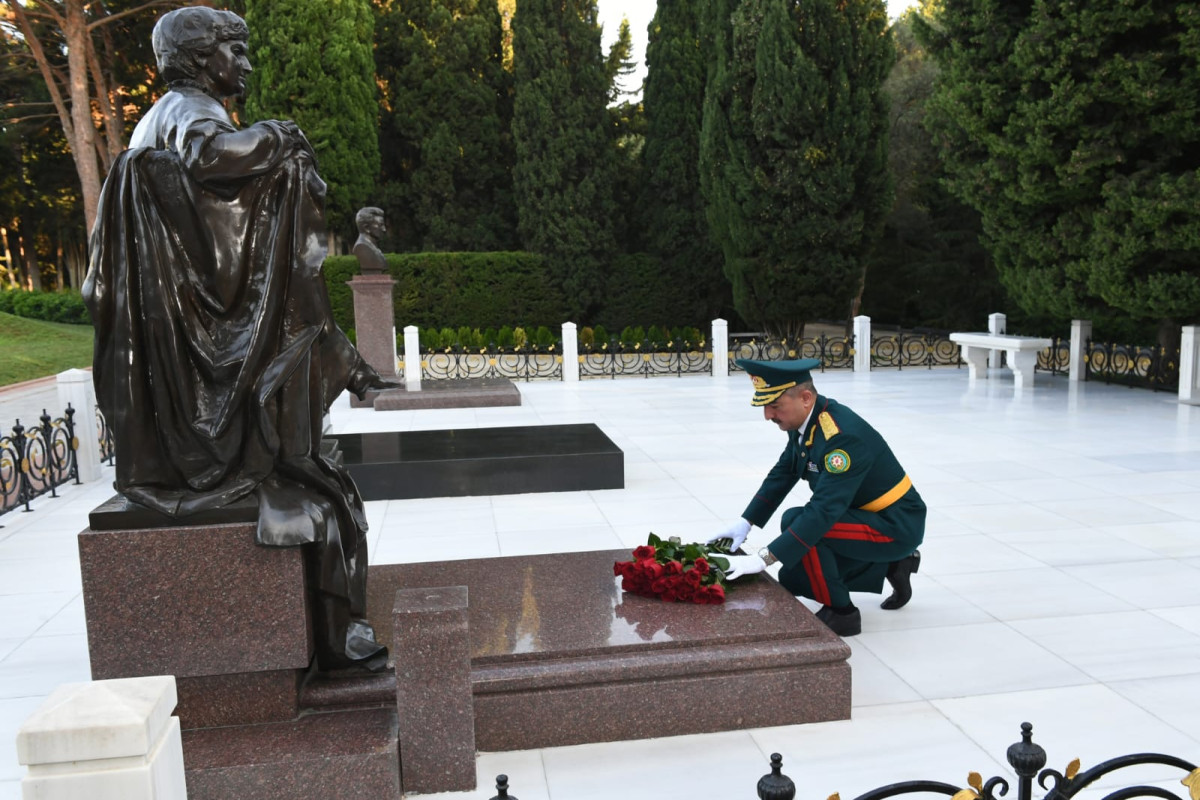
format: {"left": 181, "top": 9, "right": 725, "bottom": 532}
{"left": 356, "top": 207, "right": 386, "bottom": 238}
{"left": 153, "top": 7, "right": 250, "bottom": 94}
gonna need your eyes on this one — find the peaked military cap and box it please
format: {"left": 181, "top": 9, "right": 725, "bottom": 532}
{"left": 736, "top": 358, "right": 820, "bottom": 406}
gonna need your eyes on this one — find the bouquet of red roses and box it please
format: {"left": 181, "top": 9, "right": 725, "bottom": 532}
{"left": 613, "top": 533, "right": 733, "bottom": 604}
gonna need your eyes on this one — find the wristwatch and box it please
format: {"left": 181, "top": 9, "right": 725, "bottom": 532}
{"left": 757, "top": 546, "right": 778, "bottom": 567}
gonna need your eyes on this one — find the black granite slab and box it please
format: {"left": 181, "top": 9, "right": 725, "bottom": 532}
{"left": 334, "top": 423, "right": 624, "bottom": 500}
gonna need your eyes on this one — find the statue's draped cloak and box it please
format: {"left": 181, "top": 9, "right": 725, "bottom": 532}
{"left": 83, "top": 88, "right": 381, "bottom": 665}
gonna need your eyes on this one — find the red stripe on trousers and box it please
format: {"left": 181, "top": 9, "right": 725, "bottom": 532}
{"left": 826, "top": 522, "right": 894, "bottom": 543}
{"left": 802, "top": 548, "right": 831, "bottom": 605}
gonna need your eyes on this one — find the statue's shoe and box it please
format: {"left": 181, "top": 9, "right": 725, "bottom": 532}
{"left": 815, "top": 605, "right": 862, "bottom": 637}
{"left": 881, "top": 550, "right": 921, "bottom": 610}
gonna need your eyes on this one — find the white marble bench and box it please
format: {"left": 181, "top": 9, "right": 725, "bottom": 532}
{"left": 949, "top": 332, "right": 1053, "bottom": 389}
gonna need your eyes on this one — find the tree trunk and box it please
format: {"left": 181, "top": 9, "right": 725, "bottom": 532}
{"left": 0, "top": 226, "right": 13, "bottom": 288}
{"left": 64, "top": 0, "right": 103, "bottom": 234}
{"left": 14, "top": 222, "right": 41, "bottom": 291}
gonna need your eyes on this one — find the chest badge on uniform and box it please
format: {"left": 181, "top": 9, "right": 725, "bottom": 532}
{"left": 824, "top": 449, "right": 851, "bottom": 474}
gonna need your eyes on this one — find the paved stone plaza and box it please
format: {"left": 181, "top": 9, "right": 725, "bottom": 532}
{"left": 2, "top": 367, "right": 1198, "bottom": 800}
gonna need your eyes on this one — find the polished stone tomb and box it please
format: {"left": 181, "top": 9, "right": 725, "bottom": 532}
{"left": 334, "top": 422, "right": 624, "bottom": 500}
{"left": 365, "top": 377, "right": 522, "bottom": 410}
{"left": 367, "top": 548, "right": 852, "bottom": 790}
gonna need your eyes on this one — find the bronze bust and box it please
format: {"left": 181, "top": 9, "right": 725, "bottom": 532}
{"left": 353, "top": 207, "right": 389, "bottom": 275}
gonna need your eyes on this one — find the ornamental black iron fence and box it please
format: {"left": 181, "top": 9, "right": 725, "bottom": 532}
{"left": 1085, "top": 341, "right": 1181, "bottom": 392}
{"left": 580, "top": 337, "right": 712, "bottom": 379}
{"left": 1, "top": 406, "right": 81, "bottom": 520}
{"left": 483, "top": 721, "right": 1198, "bottom": 800}
{"left": 869, "top": 328, "right": 961, "bottom": 369}
{"left": 730, "top": 333, "right": 855, "bottom": 370}
{"left": 1037, "top": 337, "right": 1071, "bottom": 375}
{"left": 96, "top": 405, "right": 116, "bottom": 465}
{"left": 420, "top": 343, "right": 564, "bottom": 381}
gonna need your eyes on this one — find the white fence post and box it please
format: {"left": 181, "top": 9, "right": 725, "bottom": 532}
{"left": 1180, "top": 325, "right": 1200, "bottom": 405}
{"left": 1069, "top": 319, "right": 1092, "bottom": 383}
{"left": 712, "top": 319, "right": 729, "bottom": 378}
{"left": 55, "top": 368, "right": 102, "bottom": 483}
{"left": 562, "top": 322, "right": 579, "bottom": 382}
{"left": 988, "top": 312, "right": 1007, "bottom": 370}
{"left": 403, "top": 325, "right": 422, "bottom": 391}
{"left": 853, "top": 315, "right": 872, "bottom": 373}
{"left": 17, "top": 676, "right": 188, "bottom": 800}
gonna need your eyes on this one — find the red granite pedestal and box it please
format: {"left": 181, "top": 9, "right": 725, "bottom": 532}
{"left": 78, "top": 499, "right": 402, "bottom": 800}
{"left": 347, "top": 274, "right": 399, "bottom": 409}
{"left": 78, "top": 502, "right": 850, "bottom": 799}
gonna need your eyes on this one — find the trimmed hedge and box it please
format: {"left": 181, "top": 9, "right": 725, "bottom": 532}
{"left": 324, "top": 250, "right": 712, "bottom": 336}
{"left": 0, "top": 289, "right": 91, "bottom": 325}
{"left": 324, "top": 251, "right": 568, "bottom": 334}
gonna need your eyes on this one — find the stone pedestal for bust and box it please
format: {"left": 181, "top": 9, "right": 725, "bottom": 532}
{"left": 347, "top": 275, "right": 398, "bottom": 408}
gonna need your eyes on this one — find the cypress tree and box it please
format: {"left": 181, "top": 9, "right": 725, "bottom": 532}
{"left": 700, "top": 0, "right": 894, "bottom": 339}
{"left": 374, "top": 0, "right": 516, "bottom": 253}
{"left": 244, "top": 0, "right": 379, "bottom": 239}
{"left": 925, "top": 0, "right": 1200, "bottom": 340}
{"left": 639, "top": 0, "right": 729, "bottom": 325}
{"left": 511, "top": 0, "right": 617, "bottom": 321}
{"left": 859, "top": 8, "right": 1002, "bottom": 330}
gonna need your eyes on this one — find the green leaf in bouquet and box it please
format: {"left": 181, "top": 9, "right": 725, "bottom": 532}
{"left": 682, "top": 543, "right": 704, "bottom": 561}
{"left": 707, "top": 538, "right": 734, "bottom": 555}
{"left": 647, "top": 532, "right": 662, "bottom": 547}
{"left": 708, "top": 556, "right": 731, "bottom": 571}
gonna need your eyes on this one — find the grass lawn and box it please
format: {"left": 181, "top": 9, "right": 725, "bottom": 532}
{"left": 0, "top": 312, "right": 94, "bottom": 386}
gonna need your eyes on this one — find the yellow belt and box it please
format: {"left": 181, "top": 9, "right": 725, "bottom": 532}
{"left": 859, "top": 474, "right": 912, "bottom": 513}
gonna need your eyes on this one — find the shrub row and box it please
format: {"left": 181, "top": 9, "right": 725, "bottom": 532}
{"left": 0, "top": 289, "right": 91, "bottom": 325}
{"left": 324, "top": 251, "right": 568, "bottom": 335}
{"left": 408, "top": 324, "right": 707, "bottom": 351}
{"left": 323, "top": 250, "right": 713, "bottom": 336}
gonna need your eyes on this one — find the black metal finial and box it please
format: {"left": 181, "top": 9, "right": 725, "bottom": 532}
{"left": 1007, "top": 723, "right": 1047, "bottom": 777}
{"left": 758, "top": 753, "right": 797, "bottom": 800}
{"left": 1007, "top": 722, "right": 1048, "bottom": 800}
{"left": 490, "top": 773, "right": 517, "bottom": 800}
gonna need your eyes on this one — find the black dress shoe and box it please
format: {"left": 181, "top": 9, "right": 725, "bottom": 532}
{"left": 815, "top": 605, "right": 862, "bottom": 637}
{"left": 881, "top": 550, "right": 921, "bottom": 610}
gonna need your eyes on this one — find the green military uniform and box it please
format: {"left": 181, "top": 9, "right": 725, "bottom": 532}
{"left": 739, "top": 359, "right": 925, "bottom": 609}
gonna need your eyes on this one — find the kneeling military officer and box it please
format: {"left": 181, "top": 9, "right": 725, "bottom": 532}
{"left": 714, "top": 359, "right": 925, "bottom": 636}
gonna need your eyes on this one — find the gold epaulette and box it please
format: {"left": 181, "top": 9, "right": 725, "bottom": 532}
{"left": 818, "top": 411, "right": 840, "bottom": 439}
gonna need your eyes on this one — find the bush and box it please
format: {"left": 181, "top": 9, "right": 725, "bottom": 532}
{"left": 324, "top": 251, "right": 568, "bottom": 334}
{"left": 0, "top": 289, "right": 91, "bottom": 325}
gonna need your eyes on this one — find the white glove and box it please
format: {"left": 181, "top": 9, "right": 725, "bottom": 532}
{"left": 706, "top": 518, "right": 752, "bottom": 551}
{"left": 723, "top": 553, "right": 767, "bottom": 580}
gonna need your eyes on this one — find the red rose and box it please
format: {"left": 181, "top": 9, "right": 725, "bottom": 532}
{"left": 664, "top": 560, "right": 683, "bottom": 575}
{"left": 633, "top": 545, "right": 656, "bottom": 561}
{"left": 693, "top": 557, "right": 710, "bottom": 575}
{"left": 684, "top": 570, "right": 702, "bottom": 588}
{"left": 661, "top": 587, "right": 679, "bottom": 602}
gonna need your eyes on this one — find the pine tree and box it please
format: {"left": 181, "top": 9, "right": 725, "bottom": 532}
{"left": 374, "top": 0, "right": 516, "bottom": 253}
{"left": 638, "top": 0, "right": 729, "bottom": 325}
{"left": 511, "top": 0, "right": 617, "bottom": 321}
{"left": 244, "top": 0, "right": 378, "bottom": 239}
{"left": 700, "top": 0, "right": 894, "bottom": 338}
